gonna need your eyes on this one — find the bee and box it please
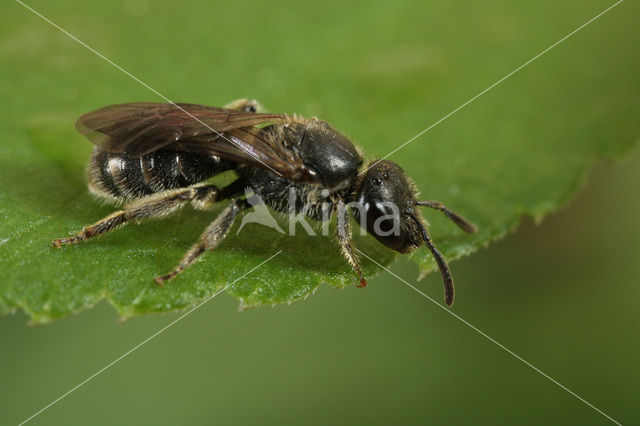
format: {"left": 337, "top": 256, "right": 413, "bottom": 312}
{"left": 53, "top": 99, "right": 477, "bottom": 306}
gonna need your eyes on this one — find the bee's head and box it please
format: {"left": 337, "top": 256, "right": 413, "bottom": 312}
{"left": 353, "top": 160, "right": 423, "bottom": 252}
{"left": 353, "top": 159, "right": 477, "bottom": 306}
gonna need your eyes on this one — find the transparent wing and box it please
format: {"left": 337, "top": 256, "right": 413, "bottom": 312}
{"left": 76, "top": 103, "right": 317, "bottom": 182}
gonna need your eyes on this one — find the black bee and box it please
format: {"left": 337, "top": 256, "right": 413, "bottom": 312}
{"left": 53, "top": 99, "right": 477, "bottom": 306}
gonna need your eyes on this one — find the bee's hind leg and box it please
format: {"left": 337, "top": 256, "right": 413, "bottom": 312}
{"left": 224, "top": 98, "right": 264, "bottom": 113}
{"left": 53, "top": 184, "right": 226, "bottom": 248}
{"left": 154, "top": 198, "right": 250, "bottom": 285}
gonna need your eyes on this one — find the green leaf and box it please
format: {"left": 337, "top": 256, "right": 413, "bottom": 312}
{"left": 1, "top": 1, "right": 638, "bottom": 323}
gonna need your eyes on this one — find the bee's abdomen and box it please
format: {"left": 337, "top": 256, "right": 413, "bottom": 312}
{"left": 88, "top": 148, "right": 235, "bottom": 201}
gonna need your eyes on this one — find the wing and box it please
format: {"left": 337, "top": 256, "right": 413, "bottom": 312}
{"left": 75, "top": 102, "right": 287, "bottom": 155}
{"left": 75, "top": 103, "right": 319, "bottom": 182}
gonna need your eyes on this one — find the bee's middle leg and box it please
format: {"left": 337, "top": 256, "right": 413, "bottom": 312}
{"left": 53, "top": 185, "right": 224, "bottom": 247}
{"left": 154, "top": 198, "right": 249, "bottom": 285}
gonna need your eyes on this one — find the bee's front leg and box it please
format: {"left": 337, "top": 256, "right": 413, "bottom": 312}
{"left": 335, "top": 200, "right": 367, "bottom": 288}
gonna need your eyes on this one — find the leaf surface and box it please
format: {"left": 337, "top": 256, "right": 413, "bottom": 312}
{"left": 1, "top": 0, "right": 638, "bottom": 322}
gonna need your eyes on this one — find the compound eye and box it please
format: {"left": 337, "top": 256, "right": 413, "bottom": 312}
{"left": 363, "top": 201, "right": 406, "bottom": 251}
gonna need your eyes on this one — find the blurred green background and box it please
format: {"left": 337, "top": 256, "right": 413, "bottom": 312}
{"left": 1, "top": 0, "right": 639, "bottom": 424}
